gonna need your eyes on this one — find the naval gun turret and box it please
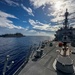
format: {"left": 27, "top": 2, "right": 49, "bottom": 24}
{"left": 56, "top": 41, "right": 74, "bottom": 73}
{"left": 55, "top": 36, "right": 74, "bottom": 73}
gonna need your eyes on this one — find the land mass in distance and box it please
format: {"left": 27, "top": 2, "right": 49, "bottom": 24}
{"left": 0, "top": 33, "right": 25, "bottom": 37}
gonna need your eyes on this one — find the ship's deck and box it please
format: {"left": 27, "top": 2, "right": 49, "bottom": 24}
{"left": 18, "top": 42, "right": 75, "bottom": 75}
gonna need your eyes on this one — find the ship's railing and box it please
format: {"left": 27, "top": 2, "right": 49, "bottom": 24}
{"left": 13, "top": 57, "right": 29, "bottom": 75}
{"left": 2, "top": 41, "right": 47, "bottom": 75}
{"left": 2, "top": 55, "right": 14, "bottom": 75}
{"left": 13, "top": 44, "right": 38, "bottom": 75}
{"left": 1, "top": 45, "right": 35, "bottom": 75}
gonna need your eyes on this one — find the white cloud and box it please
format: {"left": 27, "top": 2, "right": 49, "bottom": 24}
{"left": 51, "top": 16, "right": 64, "bottom": 23}
{"left": 21, "top": 4, "right": 34, "bottom": 16}
{"left": 29, "top": 19, "right": 60, "bottom": 31}
{"left": 5, "top": 0, "right": 19, "bottom": 6}
{"left": 30, "top": 0, "right": 51, "bottom": 8}
{"left": 0, "top": 11, "right": 17, "bottom": 19}
{"left": 30, "top": 0, "right": 75, "bottom": 24}
{"left": 69, "top": 22, "right": 75, "bottom": 28}
{"left": 26, "top": 29, "right": 54, "bottom": 37}
{"left": 0, "top": 11, "right": 24, "bottom": 29}
{"left": 30, "top": 0, "right": 67, "bottom": 9}
{"left": 35, "top": 32, "right": 52, "bottom": 36}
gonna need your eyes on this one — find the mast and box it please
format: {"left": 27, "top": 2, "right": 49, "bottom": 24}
{"left": 64, "top": 9, "right": 69, "bottom": 29}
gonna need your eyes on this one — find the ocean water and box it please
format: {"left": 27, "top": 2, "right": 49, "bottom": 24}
{"left": 0, "top": 36, "right": 50, "bottom": 75}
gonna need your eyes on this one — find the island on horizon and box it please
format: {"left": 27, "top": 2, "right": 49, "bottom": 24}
{"left": 0, "top": 33, "right": 25, "bottom": 37}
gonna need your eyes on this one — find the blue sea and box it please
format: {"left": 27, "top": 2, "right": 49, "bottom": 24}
{"left": 0, "top": 36, "right": 50, "bottom": 75}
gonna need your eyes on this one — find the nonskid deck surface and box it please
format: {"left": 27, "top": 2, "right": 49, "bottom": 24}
{"left": 18, "top": 42, "right": 75, "bottom": 75}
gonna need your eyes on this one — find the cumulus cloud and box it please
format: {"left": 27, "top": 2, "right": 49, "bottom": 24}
{"left": 26, "top": 29, "right": 54, "bottom": 37}
{"left": 30, "top": 0, "right": 75, "bottom": 24}
{"left": 0, "top": 11, "right": 24, "bottom": 29}
{"left": 21, "top": 4, "right": 34, "bottom": 16}
{"left": 4, "top": 0, "right": 19, "bottom": 6}
{"left": 30, "top": 0, "right": 65, "bottom": 8}
{"left": 29, "top": 19, "right": 61, "bottom": 32}
{"left": 30, "top": 0, "right": 51, "bottom": 8}
{"left": 69, "top": 22, "right": 75, "bottom": 28}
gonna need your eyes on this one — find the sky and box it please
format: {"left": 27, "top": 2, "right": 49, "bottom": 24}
{"left": 0, "top": 0, "right": 75, "bottom": 38}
